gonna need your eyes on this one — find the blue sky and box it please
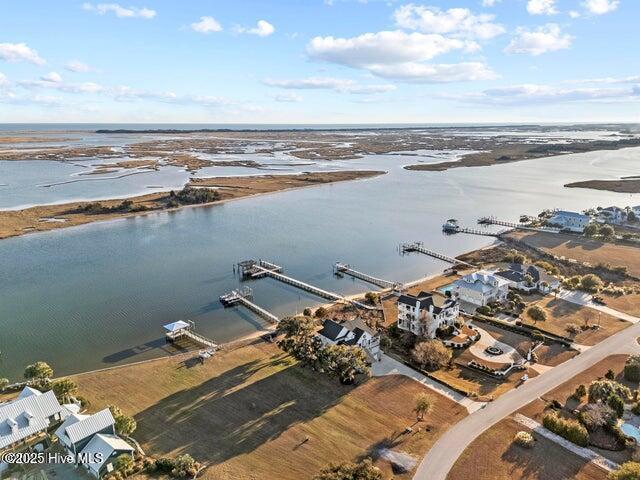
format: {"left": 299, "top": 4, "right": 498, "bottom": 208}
{"left": 0, "top": 0, "right": 638, "bottom": 123}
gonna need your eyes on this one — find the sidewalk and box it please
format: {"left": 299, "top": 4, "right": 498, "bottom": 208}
{"left": 372, "top": 353, "right": 484, "bottom": 413}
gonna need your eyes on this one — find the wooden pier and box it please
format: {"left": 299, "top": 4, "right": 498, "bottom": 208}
{"left": 239, "top": 259, "right": 376, "bottom": 311}
{"left": 334, "top": 262, "right": 401, "bottom": 290}
{"left": 400, "top": 242, "right": 474, "bottom": 268}
{"left": 164, "top": 320, "right": 218, "bottom": 349}
{"left": 219, "top": 286, "right": 279, "bottom": 323}
{"left": 478, "top": 216, "right": 561, "bottom": 234}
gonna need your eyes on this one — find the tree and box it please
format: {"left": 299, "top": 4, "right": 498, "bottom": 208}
{"left": 600, "top": 224, "right": 615, "bottom": 240}
{"left": 52, "top": 379, "right": 78, "bottom": 403}
{"left": 624, "top": 355, "right": 640, "bottom": 382}
{"left": 573, "top": 384, "right": 587, "bottom": 400}
{"left": 303, "top": 308, "right": 312, "bottom": 317}
{"left": 588, "top": 379, "right": 632, "bottom": 403}
{"left": 523, "top": 273, "right": 535, "bottom": 287}
{"left": 313, "top": 458, "right": 382, "bottom": 480}
{"left": 608, "top": 462, "right": 640, "bottom": 480}
{"left": 605, "top": 369, "right": 616, "bottom": 380}
{"left": 414, "top": 394, "right": 433, "bottom": 421}
{"left": 0, "top": 378, "right": 8, "bottom": 391}
{"left": 608, "top": 394, "right": 625, "bottom": 418}
{"left": 584, "top": 223, "right": 599, "bottom": 237}
{"left": 315, "top": 307, "right": 327, "bottom": 318}
{"left": 24, "top": 361, "right": 53, "bottom": 386}
{"left": 526, "top": 305, "right": 547, "bottom": 322}
{"left": 364, "top": 292, "right": 379, "bottom": 305}
{"left": 629, "top": 211, "right": 638, "bottom": 223}
{"left": 114, "top": 454, "right": 133, "bottom": 472}
{"left": 411, "top": 340, "right": 452, "bottom": 371}
{"left": 109, "top": 405, "right": 137, "bottom": 436}
{"left": 580, "top": 403, "right": 616, "bottom": 431}
{"left": 513, "top": 253, "right": 526, "bottom": 264}
{"left": 277, "top": 316, "right": 321, "bottom": 366}
{"left": 171, "top": 454, "right": 200, "bottom": 478}
{"left": 325, "top": 344, "right": 369, "bottom": 384}
{"left": 580, "top": 274, "right": 604, "bottom": 293}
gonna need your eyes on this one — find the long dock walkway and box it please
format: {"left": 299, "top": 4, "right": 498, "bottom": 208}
{"left": 166, "top": 329, "right": 218, "bottom": 349}
{"left": 400, "top": 242, "right": 474, "bottom": 268}
{"left": 334, "top": 262, "right": 401, "bottom": 290}
{"left": 220, "top": 287, "right": 279, "bottom": 323}
{"left": 478, "top": 216, "right": 561, "bottom": 234}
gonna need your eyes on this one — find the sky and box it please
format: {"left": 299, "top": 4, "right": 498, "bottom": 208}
{"left": 0, "top": 0, "right": 638, "bottom": 124}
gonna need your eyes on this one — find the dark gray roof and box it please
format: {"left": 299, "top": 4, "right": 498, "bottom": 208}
{"left": 318, "top": 319, "right": 345, "bottom": 341}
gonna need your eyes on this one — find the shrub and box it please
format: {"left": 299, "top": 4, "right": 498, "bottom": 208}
{"left": 543, "top": 413, "right": 589, "bottom": 447}
{"left": 364, "top": 292, "right": 379, "bottom": 305}
{"left": 573, "top": 384, "right": 587, "bottom": 400}
{"left": 313, "top": 458, "right": 382, "bottom": 480}
{"left": 531, "top": 330, "right": 544, "bottom": 342}
{"left": 566, "top": 323, "right": 581, "bottom": 335}
{"left": 171, "top": 454, "right": 200, "bottom": 478}
{"left": 154, "top": 458, "right": 176, "bottom": 473}
{"left": 589, "top": 379, "right": 632, "bottom": 403}
{"left": 624, "top": 355, "right": 640, "bottom": 382}
{"left": 606, "top": 369, "right": 616, "bottom": 380}
{"left": 580, "top": 403, "right": 616, "bottom": 431}
{"left": 314, "top": 307, "right": 327, "bottom": 318}
{"left": 514, "top": 431, "right": 535, "bottom": 448}
{"left": 609, "top": 461, "right": 640, "bottom": 480}
{"left": 580, "top": 274, "right": 604, "bottom": 293}
{"left": 608, "top": 394, "right": 625, "bottom": 418}
{"left": 476, "top": 305, "right": 492, "bottom": 316}
{"left": 302, "top": 308, "right": 312, "bottom": 317}
{"left": 632, "top": 403, "right": 640, "bottom": 415}
{"left": 527, "top": 305, "right": 547, "bottom": 322}
{"left": 411, "top": 340, "right": 452, "bottom": 371}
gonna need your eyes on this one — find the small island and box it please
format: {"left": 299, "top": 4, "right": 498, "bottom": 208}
{"left": 0, "top": 170, "right": 385, "bottom": 240}
{"left": 565, "top": 177, "right": 640, "bottom": 194}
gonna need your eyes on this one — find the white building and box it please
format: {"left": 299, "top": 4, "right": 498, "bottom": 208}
{"left": 547, "top": 210, "right": 591, "bottom": 233}
{"left": 599, "top": 206, "right": 627, "bottom": 225}
{"left": 397, "top": 291, "right": 460, "bottom": 339}
{"left": 55, "top": 408, "right": 116, "bottom": 457}
{"left": 454, "top": 271, "right": 510, "bottom": 308}
{"left": 317, "top": 318, "right": 381, "bottom": 360}
{"left": 632, "top": 206, "right": 640, "bottom": 219}
{"left": 495, "top": 264, "right": 561, "bottom": 294}
{"left": 0, "top": 387, "right": 66, "bottom": 452}
{"left": 80, "top": 433, "right": 134, "bottom": 478}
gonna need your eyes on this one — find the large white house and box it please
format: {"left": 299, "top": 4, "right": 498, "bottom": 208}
{"left": 495, "top": 264, "right": 561, "bottom": 294}
{"left": 599, "top": 206, "right": 627, "bottom": 225}
{"left": 55, "top": 408, "right": 116, "bottom": 457}
{"left": 317, "top": 318, "right": 381, "bottom": 360}
{"left": 0, "top": 387, "right": 66, "bottom": 452}
{"left": 397, "top": 291, "right": 460, "bottom": 339}
{"left": 547, "top": 210, "right": 591, "bottom": 233}
{"left": 454, "top": 271, "right": 510, "bottom": 308}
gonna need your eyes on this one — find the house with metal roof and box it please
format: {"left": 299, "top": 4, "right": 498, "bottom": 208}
{"left": 55, "top": 408, "right": 116, "bottom": 457}
{"left": 0, "top": 387, "right": 65, "bottom": 451}
{"left": 80, "top": 433, "right": 134, "bottom": 478}
{"left": 397, "top": 291, "right": 460, "bottom": 338}
{"left": 547, "top": 210, "right": 591, "bottom": 233}
{"left": 495, "top": 263, "right": 560, "bottom": 294}
{"left": 317, "top": 318, "right": 381, "bottom": 360}
{"left": 454, "top": 271, "right": 510, "bottom": 309}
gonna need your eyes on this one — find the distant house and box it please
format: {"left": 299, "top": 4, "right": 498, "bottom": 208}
{"left": 454, "top": 271, "right": 510, "bottom": 308}
{"left": 547, "top": 210, "right": 591, "bottom": 233}
{"left": 632, "top": 206, "right": 640, "bottom": 219}
{"left": 317, "top": 318, "right": 381, "bottom": 360}
{"left": 55, "top": 408, "right": 116, "bottom": 457}
{"left": 397, "top": 291, "right": 459, "bottom": 338}
{"left": 495, "top": 263, "right": 560, "bottom": 294}
{"left": 599, "top": 206, "right": 626, "bottom": 225}
{"left": 80, "top": 433, "right": 134, "bottom": 478}
{"left": 0, "top": 387, "right": 66, "bottom": 451}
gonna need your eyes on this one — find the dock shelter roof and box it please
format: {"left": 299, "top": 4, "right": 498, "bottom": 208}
{"left": 163, "top": 320, "right": 190, "bottom": 332}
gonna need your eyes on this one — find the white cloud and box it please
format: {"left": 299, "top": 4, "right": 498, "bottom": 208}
{"left": 565, "top": 75, "right": 640, "bottom": 84}
{"left": 367, "top": 62, "right": 497, "bottom": 83}
{"left": 527, "top": 0, "right": 558, "bottom": 15}
{"left": 569, "top": 10, "right": 582, "bottom": 18}
{"left": 0, "top": 72, "right": 9, "bottom": 87}
{"left": 447, "top": 83, "right": 639, "bottom": 105}
{"left": 505, "top": 24, "right": 573, "bottom": 56}
{"left": 40, "top": 72, "right": 62, "bottom": 83}
{"left": 307, "top": 31, "right": 473, "bottom": 67}
{"left": 582, "top": 0, "right": 620, "bottom": 15}
{"left": 82, "top": 3, "right": 156, "bottom": 19}
{"left": 481, "top": 0, "right": 501, "bottom": 6}
{"left": 0, "top": 43, "right": 46, "bottom": 65}
{"left": 264, "top": 77, "right": 396, "bottom": 94}
{"left": 191, "top": 16, "right": 223, "bottom": 34}
{"left": 65, "top": 60, "right": 93, "bottom": 73}
{"left": 272, "top": 92, "right": 303, "bottom": 102}
{"left": 236, "top": 20, "right": 275, "bottom": 37}
{"left": 393, "top": 4, "right": 505, "bottom": 39}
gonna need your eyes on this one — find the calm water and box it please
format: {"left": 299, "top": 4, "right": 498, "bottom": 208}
{"left": 0, "top": 146, "right": 638, "bottom": 380}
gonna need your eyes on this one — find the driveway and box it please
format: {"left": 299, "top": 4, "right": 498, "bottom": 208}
{"left": 557, "top": 289, "right": 640, "bottom": 324}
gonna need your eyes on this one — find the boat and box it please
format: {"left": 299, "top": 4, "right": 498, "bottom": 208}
{"left": 442, "top": 219, "right": 460, "bottom": 232}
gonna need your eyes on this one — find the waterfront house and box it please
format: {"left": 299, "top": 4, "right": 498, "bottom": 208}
{"left": 547, "top": 210, "right": 591, "bottom": 233}
{"left": 632, "top": 206, "right": 640, "bottom": 219}
{"left": 80, "top": 433, "right": 134, "bottom": 478}
{"left": 317, "top": 318, "right": 381, "bottom": 360}
{"left": 599, "top": 206, "right": 627, "bottom": 225}
{"left": 495, "top": 263, "right": 560, "bottom": 294}
{"left": 397, "top": 291, "right": 460, "bottom": 338}
{"left": 454, "top": 271, "right": 510, "bottom": 308}
{"left": 0, "top": 387, "right": 65, "bottom": 451}
{"left": 55, "top": 408, "right": 116, "bottom": 457}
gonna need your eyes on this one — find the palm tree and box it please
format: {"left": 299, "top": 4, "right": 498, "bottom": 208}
{"left": 414, "top": 394, "right": 432, "bottom": 421}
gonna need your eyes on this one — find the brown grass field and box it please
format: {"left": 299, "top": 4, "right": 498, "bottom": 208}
{"left": 447, "top": 418, "right": 607, "bottom": 480}
{"left": 504, "top": 230, "right": 640, "bottom": 277}
{"left": 523, "top": 297, "right": 630, "bottom": 346}
{"left": 603, "top": 293, "right": 640, "bottom": 317}
{"left": 72, "top": 341, "right": 466, "bottom": 480}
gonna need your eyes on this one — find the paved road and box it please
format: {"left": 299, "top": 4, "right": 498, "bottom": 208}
{"left": 414, "top": 320, "right": 640, "bottom": 480}
{"left": 372, "top": 354, "right": 483, "bottom": 413}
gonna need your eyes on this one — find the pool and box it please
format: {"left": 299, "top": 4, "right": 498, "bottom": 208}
{"left": 437, "top": 283, "right": 457, "bottom": 295}
{"left": 621, "top": 422, "right": 640, "bottom": 442}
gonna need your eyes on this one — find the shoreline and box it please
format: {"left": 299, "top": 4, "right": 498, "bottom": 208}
{"left": 565, "top": 178, "right": 640, "bottom": 194}
{"left": 0, "top": 170, "right": 385, "bottom": 241}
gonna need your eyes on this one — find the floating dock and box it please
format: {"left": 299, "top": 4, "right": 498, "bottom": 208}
{"left": 239, "top": 259, "right": 376, "bottom": 311}
{"left": 400, "top": 242, "right": 474, "bottom": 268}
{"left": 219, "top": 286, "right": 279, "bottom": 323}
{"left": 334, "top": 262, "right": 401, "bottom": 290}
